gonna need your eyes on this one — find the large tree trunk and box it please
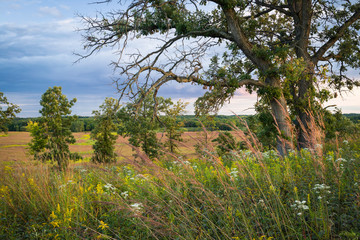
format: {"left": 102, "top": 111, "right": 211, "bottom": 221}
{"left": 270, "top": 94, "right": 293, "bottom": 156}
{"left": 296, "top": 64, "right": 320, "bottom": 150}
{"left": 290, "top": 0, "right": 318, "bottom": 149}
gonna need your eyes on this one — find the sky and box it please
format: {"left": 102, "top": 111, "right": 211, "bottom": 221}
{"left": 1, "top": 0, "right": 359, "bottom": 117}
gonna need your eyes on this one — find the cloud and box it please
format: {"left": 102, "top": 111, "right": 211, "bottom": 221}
{"left": 326, "top": 87, "right": 360, "bottom": 113}
{"left": 39, "top": 6, "right": 62, "bottom": 18}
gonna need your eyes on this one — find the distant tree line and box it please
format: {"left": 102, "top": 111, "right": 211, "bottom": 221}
{"left": 6, "top": 112, "right": 360, "bottom": 134}
{"left": 7, "top": 117, "right": 97, "bottom": 132}
{"left": 7, "top": 115, "right": 244, "bottom": 132}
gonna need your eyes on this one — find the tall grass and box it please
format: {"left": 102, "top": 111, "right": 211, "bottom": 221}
{"left": 1, "top": 136, "right": 360, "bottom": 239}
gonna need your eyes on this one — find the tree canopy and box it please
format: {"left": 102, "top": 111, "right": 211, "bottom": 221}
{"left": 91, "top": 97, "right": 120, "bottom": 163}
{"left": 80, "top": 0, "right": 360, "bottom": 153}
{"left": 0, "top": 92, "right": 21, "bottom": 134}
{"left": 27, "top": 87, "right": 81, "bottom": 170}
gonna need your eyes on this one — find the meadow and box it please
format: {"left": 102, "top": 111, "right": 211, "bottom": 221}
{"left": 1, "top": 131, "right": 360, "bottom": 239}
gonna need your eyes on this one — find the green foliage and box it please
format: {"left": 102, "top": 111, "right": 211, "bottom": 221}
{"left": 161, "top": 100, "right": 188, "bottom": 153}
{"left": 70, "top": 120, "right": 84, "bottom": 132}
{"left": 117, "top": 94, "right": 168, "bottom": 159}
{"left": 26, "top": 121, "right": 47, "bottom": 156}
{"left": 323, "top": 108, "right": 360, "bottom": 139}
{"left": 247, "top": 103, "right": 278, "bottom": 149}
{"left": 27, "top": 86, "right": 81, "bottom": 171}
{"left": 91, "top": 98, "right": 120, "bottom": 163}
{"left": 81, "top": 0, "right": 360, "bottom": 150}
{"left": 0, "top": 92, "right": 21, "bottom": 134}
{"left": 212, "top": 131, "right": 240, "bottom": 157}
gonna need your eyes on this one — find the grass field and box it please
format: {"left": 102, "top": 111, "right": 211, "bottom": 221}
{"left": 1, "top": 131, "right": 360, "bottom": 239}
{"left": 0, "top": 131, "right": 221, "bottom": 164}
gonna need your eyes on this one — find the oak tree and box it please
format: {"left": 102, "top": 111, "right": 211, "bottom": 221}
{"left": 80, "top": 0, "right": 360, "bottom": 154}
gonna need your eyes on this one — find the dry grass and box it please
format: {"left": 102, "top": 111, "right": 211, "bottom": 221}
{"left": 0, "top": 131, "right": 229, "bottom": 164}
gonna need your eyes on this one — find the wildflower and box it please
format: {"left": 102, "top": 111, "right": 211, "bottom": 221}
{"left": 291, "top": 200, "right": 309, "bottom": 216}
{"left": 104, "top": 183, "right": 116, "bottom": 191}
{"left": 343, "top": 140, "right": 349, "bottom": 144}
{"left": 121, "top": 191, "right": 129, "bottom": 199}
{"left": 130, "top": 203, "right": 143, "bottom": 213}
{"left": 313, "top": 183, "right": 330, "bottom": 191}
{"left": 336, "top": 158, "right": 347, "bottom": 163}
{"left": 4, "top": 166, "right": 13, "bottom": 173}
{"left": 230, "top": 168, "right": 238, "bottom": 180}
{"left": 50, "top": 211, "right": 57, "bottom": 219}
{"left": 96, "top": 183, "right": 104, "bottom": 195}
{"left": 0, "top": 185, "right": 9, "bottom": 198}
{"left": 28, "top": 178, "right": 36, "bottom": 187}
{"left": 50, "top": 220, "right": 60, "bottom": 228}
{"left": 98, "top": 220, "right": 109, "bottom": 230}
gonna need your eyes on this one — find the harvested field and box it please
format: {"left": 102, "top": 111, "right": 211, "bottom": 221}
{"left": 0, "top": 131, "right": 223, "bottom": 164}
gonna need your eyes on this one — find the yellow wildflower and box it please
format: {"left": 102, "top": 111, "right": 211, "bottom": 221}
{"left": 96, "top": 183, "right": 104, "bottom": 195}
{"left": 4, "top": 166, "right": 13, "bottom": 173}
{"left": 50, "top": 211, "right": 57, "bottom": 219}
{"left": 50, "top": 220, "right": 60, "bottom": 228}
{"left": 98, "top": 220, "right": 109, "bottom": 230}
{"left": 0, "top": 185, "right": 9, "bottom": 198}
{"left": 28, "top": 178, "right": 36, "bottom": 187}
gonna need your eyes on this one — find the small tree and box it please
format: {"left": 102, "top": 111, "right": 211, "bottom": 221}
{"left": 212, "top": 131, "right": 240, "bottom": 156}
{"left": 162, "top": 100, "right": 188, "bottom": 154}
{"left": 91, "top": 97, "right": 120, "bottom": 163}
{"left": 118, "top": 94, "right": 169, "bottom": 159}
{"left": 28, "top": 86, "right": 81, "bottom": 171}
{"left": 0, "top": 92, "right": 21, "bottom": 134}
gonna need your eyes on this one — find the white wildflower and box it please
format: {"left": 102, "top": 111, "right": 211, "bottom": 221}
{"left": 336, "top": 158, "right": 347, "bottom": 163}
{"left": 104, "top": 183, "right": 116, "bottom": 191}
{"left": 130, "top": 203, "right": 143, "bottom": 212}
{"left": 230, "top": 168, "right": 238, "bottom": 180}
{"left": 343, "top": 140, "right": 349, "bottom": 144}
{"left": 313, "top": 183, "right": 331, "bottom": 191}
{"left": 121, "top": 191, "right": 129, "bottom": 199}
{"left": 291, "top": 200, "right": 309, "bottom": 214}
